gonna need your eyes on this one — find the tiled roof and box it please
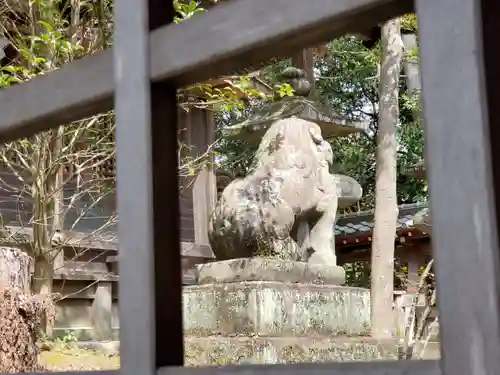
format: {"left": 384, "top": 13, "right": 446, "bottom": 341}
{"left": 335, "top": 202, "right": 428, "bottom": 237}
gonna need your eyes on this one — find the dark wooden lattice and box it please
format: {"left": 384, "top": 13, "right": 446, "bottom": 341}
{"left": 0, "top": 1, "right": 497, "bottom": 375}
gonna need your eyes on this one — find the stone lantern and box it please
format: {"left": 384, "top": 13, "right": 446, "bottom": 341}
{"left": 403, "top": 161, "right": 431, "bottom": 233}
{"left": 223, "top": 67, "right": 367, "bottom": 210}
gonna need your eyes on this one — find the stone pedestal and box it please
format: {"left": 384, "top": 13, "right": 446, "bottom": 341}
{"left": 184, "top": 337, "right": 400, "bottom": 365}
{"left": 182, "top": 279, "right": 407, "bottom": 364}
{"left": 195, "top": 258, "right": 346, "bottom": 285}
{"left": 182, "top": 258, "right": 399, "bottom": 364}
{"left": 184, "top": 280, "right": 370, "bottom": 337}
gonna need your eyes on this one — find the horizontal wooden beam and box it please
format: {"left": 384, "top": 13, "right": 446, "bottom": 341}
{"left": 1, "top": 225, "right": 214, "bottom": 257}
{"left": 159, "top": 360, "right": 440, "bottom": 375}
{"left": 0, "top": 51, "right": 113, "bottom": 142}
{"left": 0, "top": 0, "right": 412, "bottom": 142}
{"left": 149, "top": 0, "right": 413, "bottom": 85}
{"left": 1, "top": 225, "right": 118, "bottom": 250}
{"left": 54, "top": 258, "right": 201, "bottom": 285}
{"left": 336, "top": 228, "right": 429, "bottom": 246}
{"left": 54, "top": 260, "right": 115, "bottom": 284}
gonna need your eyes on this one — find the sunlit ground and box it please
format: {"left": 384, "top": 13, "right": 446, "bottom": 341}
{"left": 40, "top": 347, "right": 119, "bottom": 371}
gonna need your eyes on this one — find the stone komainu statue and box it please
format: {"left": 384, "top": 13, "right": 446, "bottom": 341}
{"left": 209, "top": 117, "right": 344, "bottom": 265}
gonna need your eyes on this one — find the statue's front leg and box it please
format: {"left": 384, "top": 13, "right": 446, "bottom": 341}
{"left": 296, "top": 219, "right": 311, "bottom": 261}
{"left": 307, "top": 194, "right": 338, "bottom": 266}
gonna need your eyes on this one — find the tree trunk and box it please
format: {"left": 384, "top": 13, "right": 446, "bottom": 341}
{"left": 32, "top": 255, "right": 54, "bottom": 337}
{"left": 0, "top": 247, "right": 31, "bottom": 294}
{"left": 51, "top": 126, "right": 66, "bottom": 271}
{"left": 0, "top": 247, "right": 46, "bottom": 373}
{"left": 29, "top": 118, "right": 66, "bottom": 339}
{"left": 371, "top": 18, "right": 402, "bottom": 339}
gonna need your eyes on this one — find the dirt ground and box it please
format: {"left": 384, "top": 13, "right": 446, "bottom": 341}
{"left": 40, "top": 348, "right": 120, "bottom": 371}
{"left": 38, "top": 344, "right": 439, "bottom": 370}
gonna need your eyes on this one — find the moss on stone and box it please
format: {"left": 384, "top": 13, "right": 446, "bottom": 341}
{"left": 184, "top": 337, "right": 400, "bottom": 365}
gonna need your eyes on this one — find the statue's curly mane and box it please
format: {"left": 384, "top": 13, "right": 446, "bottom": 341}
{"left": 253, "top": 117, "right": 328, "bottom": 172}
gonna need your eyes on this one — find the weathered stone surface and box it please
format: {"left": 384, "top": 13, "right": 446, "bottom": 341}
{"left": 183, "top": 281, "right": 370, "bottom": 337}
{"left": 215, "top": 171, "right": 362, "bottom": 211}
{"left": 195, "top": 258, "right": 345, "bottom": 285}
{"left": 413, "top": 207, "right": 431, "bottom": 233}
{"left": 184, "top": 337, "right": 401, "bottom": 365}
{"left": 76, "top": 338, "right": 441, "bottom": 365}
{"left": 209, "top": 117, "right": 345, "bottom": 265}
{"left": 334, "top": 174, "right": 363, "bottom": 209}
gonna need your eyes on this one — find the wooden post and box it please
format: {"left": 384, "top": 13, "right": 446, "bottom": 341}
{"left": 292, "top": 48, "right": 315, "bottom": 91}
{"left": 92, "top": 281, "right": 113, "bottom": 341}
{"left": 189, "top": 108, "right": 217, "bottom": 247}
{"left": 404, "top": 251, "right": 422, "bottom": 293}
{"left": 402, "top": 33, "right": 421, "bottom": 99}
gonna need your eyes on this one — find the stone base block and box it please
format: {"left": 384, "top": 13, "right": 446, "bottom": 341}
{"left": 195, "top": 258, "right": 345, "bottom": 285}
{"left": 66, "top": 338, "right": 441, "bottom": 365}
{"left": 185, "top": 337, "right": 403, "bottom": 365}
{"left": 183, "top": 281, "right": 370, "bottom": 337}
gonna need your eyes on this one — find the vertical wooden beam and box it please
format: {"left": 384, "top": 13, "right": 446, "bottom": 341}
{"left": 178, "top": 108, "right": 196, "bottom": 243}
{"left": 417, "top": 0, "right": 500, "bottom": 374}
{"left": 401, "top": 33, "right": 421, "bottom": 95}
{"left": 400, "top": 248, "right": 427, "bottom": 328}
{"left": 292, "top": 48, "right": 315, "bottom": 91}
{"left": 150, "top": 82, "right": 183, "bottom": 369}
{"left": 190, "top": 109, "right": 216, "bottom": 248}
{"left": 92, "top": 281, "right": 113, "bottom": 341}
{"left": 402, "top": 32, "right": 422, "bottom": 129}
{"left": 401, "top": 249, "right": 422, "bottom": 293}
{"left": 205, "top": 112, "right": 218, "bottom": 220}
{"left": 114, "top": 0, "right": 155, "bottom": 372}
{"left": 149, "top": 0, "right": 183, "bottom": 369}
{"left": 115, "top": 1, "right": 182, "bottom": 375}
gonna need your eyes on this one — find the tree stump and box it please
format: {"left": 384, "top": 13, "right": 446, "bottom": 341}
{"left": 0, "top": 246, "right": 51, "bottom": 372}
{"left": 0, "top": 246, "right": 31, "bottom": 294}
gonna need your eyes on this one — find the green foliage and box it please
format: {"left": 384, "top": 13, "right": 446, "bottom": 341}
{"left": 213, "top": 103, "right": 261, "bottom": 177}
{"left": 401, "top": 13, "right": 418, "bottom": 31}
{"left": 342, "top": 258, "right": 411, "bottom": 290}
{"left": 406, "top": 46, "right": 419, "bottom": 63}
{"left": 318, "top": 37, "right": 426, "bottom": 209}
{"left": 343, "top": 261, "right": 371, "bottom": 288}
{"left": 174, "top": 1, "right": 285, "bottom": 113}
{"left": 174, "top": 0, "right": 206, "bottom": 23}
{"left": 275, "top": 82, "right": 295, "bottom": 98}
{"left": 54, "top": 330, "right": 78, "bottom": 350}
{"left": 1, "top": 1, "right": 428, "bottom": 243}
{"left": 0, "top": 1, "right": 117, "bottom": 270}
{"left": 316, "top": 37, "right": 379, "bottom": 121}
